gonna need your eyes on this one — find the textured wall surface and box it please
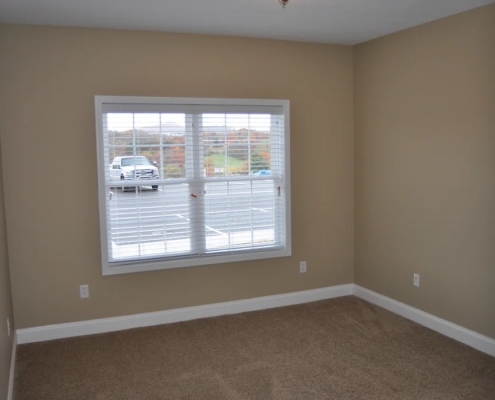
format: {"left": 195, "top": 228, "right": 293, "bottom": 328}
{"left": 0, "top": 25, "right": 354, "bottom": 329}
{"left": 0, "top": 148, "right": 15, "bottom": 398}
{"left": 354, "top": 4, "right": 495, "bottom": 339}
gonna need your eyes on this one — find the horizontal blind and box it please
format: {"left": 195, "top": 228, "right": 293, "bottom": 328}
{"left": 98, "top": 98, "right": 287, "bottom": 267}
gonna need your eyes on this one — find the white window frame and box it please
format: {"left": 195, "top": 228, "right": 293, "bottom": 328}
{"left": 95, "top": 96, "right": 291, "bottom": 276}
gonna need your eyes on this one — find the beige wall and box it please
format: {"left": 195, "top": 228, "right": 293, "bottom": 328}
{"left": 354, "top": 4, "right": 495, "bottom": 339}
{"left": 2, "top": 4, "right": 493, "bottom": 342}
{"left": 0, "top": 25, "right": 354, "bottom": 329}
{"left": 0, "top": 148, "right": 15, "bottom": 397}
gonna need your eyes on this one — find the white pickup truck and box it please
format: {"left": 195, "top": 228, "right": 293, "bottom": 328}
{"left": 109, "top": 156, "right": 159, "bottom": 190}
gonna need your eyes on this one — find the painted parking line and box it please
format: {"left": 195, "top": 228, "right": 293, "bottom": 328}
{"left": 174, "top": 214, "right": 226, "bottom": 236}
{"left": 206, "top": 191, "right": 272, "bottom": 196}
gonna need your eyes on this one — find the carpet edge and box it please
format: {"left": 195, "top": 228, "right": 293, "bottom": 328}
{"left": 16, "top": 284, "right": 354, "bottom": 344}
{"left": 353, "top": 284, "right": 495, "bottom": 358}
{"left": 7, "top": 332, "right": 17, "bottom": 400}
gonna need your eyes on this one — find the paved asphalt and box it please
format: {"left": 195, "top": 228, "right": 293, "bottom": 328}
{"left": 108, "top": 181, "right": 277, "bottom": 245}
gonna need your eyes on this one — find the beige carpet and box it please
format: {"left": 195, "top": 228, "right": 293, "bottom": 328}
{"left": 14, "top": 296, "right": 495, "bottom": 399}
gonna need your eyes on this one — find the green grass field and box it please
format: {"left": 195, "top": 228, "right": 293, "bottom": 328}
{"left": 205, "top": 154, "right": 245, "bottom": 168}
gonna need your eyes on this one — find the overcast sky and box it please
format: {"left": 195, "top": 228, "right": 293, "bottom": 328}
{"left": 106, "top": 113, "right": 272, "bottom": 132}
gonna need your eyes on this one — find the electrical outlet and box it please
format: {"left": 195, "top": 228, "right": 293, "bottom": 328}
{"left": 7, "top": 318, "right": 10, "bottom": 337}
{"left": 300, "top": 261, "right": 307, "bottom": 273}
{"left": 80, "top": 284, "right": 89, "bottom": 299}
{"left": 414, "top": 273, "right": 420, "bottom": 287}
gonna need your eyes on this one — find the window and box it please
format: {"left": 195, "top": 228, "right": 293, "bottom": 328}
{"left": 95, "top": 96, "right": 291, "bottom": 275}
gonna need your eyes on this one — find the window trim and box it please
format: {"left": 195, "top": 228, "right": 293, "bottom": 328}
{"left": 95, "top": 96, "right": 291, "bottom": 276}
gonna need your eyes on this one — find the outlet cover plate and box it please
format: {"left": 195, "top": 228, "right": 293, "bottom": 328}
{"left": 300, "top": 261, "right": 307, "bottom": 273}
{"left": 80, "top": 284, "right": 89, "bottom": 298}
{"left": 414, "top": 274, "right": 420, "bottom": 287}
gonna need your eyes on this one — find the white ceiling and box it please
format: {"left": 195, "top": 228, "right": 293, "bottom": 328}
{"left": 0, "top": 0, "right": 493, "bottom": 45}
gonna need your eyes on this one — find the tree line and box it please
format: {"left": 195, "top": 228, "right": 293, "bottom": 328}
{"left": 108, "top": 129, "right": 271, "bottom": 177}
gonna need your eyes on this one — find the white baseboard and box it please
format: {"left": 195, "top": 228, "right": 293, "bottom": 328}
{"left": 7, "top": 333, "right": 17, "bottom": 400}
{"left": 15, "top": 284, "right": 495, "bottom": 359}
{"left": 353, "top": 285, "right": 495, "bottom": 358}
{"left": 17, "top": 284, "right": 354, "bottom": 344}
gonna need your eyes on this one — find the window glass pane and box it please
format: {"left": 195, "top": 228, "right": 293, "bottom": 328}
{"left": 106, "top": 112, "right": 187, "bottom": 180}
{"left": 202, "top": 114, "right": 271, "bottom": 176}
{"left": 108, "top": 184, "right": 191, "bottom": 261}
{"left": 204, "top": 180, "right": 276, "bottom": 252}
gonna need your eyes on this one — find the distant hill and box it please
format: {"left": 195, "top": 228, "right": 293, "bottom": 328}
{"left": 139, "top": 123, "right": 185, "bottom": 134}
{"left": 139, "top": 124, "right": 239, "bottom": 135}
{"left": 112, "top": 124, "right": 267, "bottom": 136}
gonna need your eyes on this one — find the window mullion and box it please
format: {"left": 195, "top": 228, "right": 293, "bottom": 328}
{"left": 271, "top": 115, "right": 282, "bottom": 246}
{"left": 188, "top": 113, "right": 206, "bottom": 255}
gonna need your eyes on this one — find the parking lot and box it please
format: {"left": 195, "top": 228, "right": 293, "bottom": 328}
{"left": 107, "top": 180, "right": 279, "bottom": 258}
